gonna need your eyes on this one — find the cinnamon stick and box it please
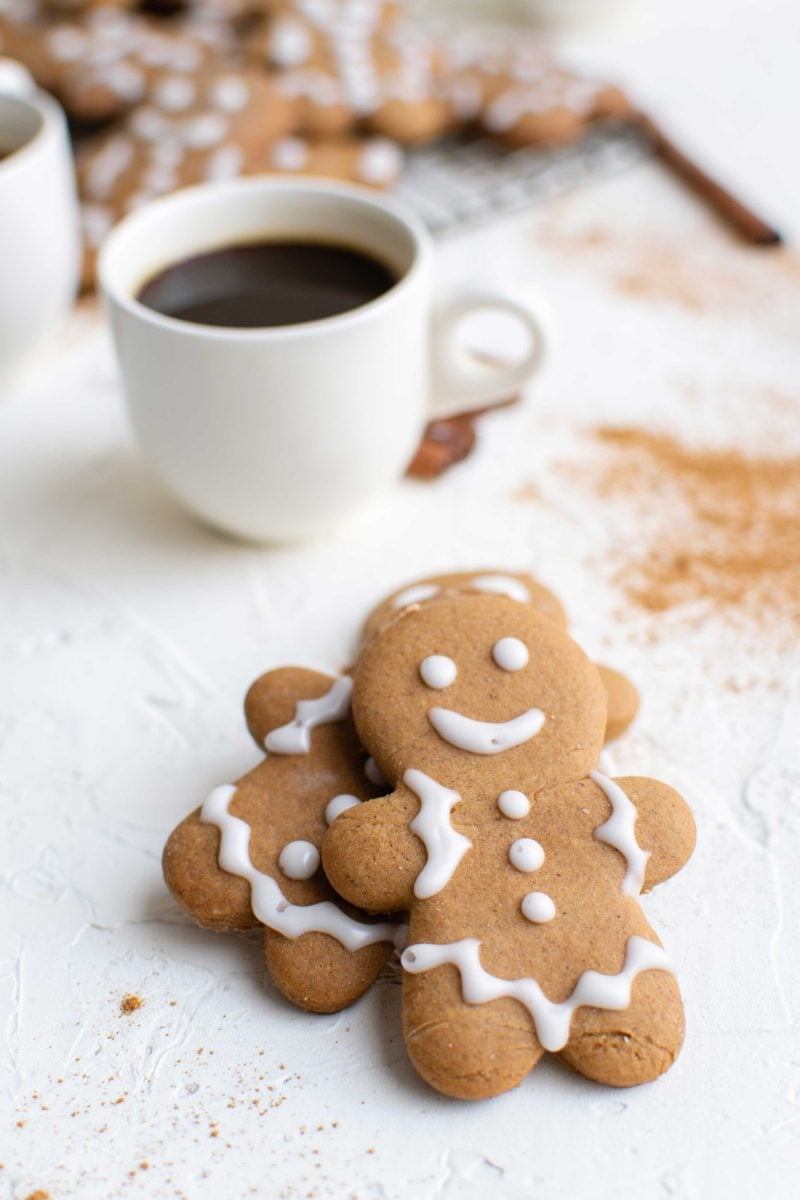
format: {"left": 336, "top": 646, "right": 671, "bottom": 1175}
{"left": 635, "top": 113, "right": 783, "bottom": 247}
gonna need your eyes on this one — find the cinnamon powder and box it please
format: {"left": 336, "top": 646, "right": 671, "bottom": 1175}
{"left": 582, "top": 427, "right": 800, "bottom": 624}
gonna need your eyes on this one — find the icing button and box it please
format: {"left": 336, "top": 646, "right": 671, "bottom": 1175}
{"left": 497, "top": 789, "right": 530, "bottom": 819}
{"left": 278, "top": 839, "right": 320, "bottom": 880}
{"left": 509, "top": 837, "right": 544, "bottom": 873}
{"left": 521, "top": 891, "right": 556, "bottom": 923}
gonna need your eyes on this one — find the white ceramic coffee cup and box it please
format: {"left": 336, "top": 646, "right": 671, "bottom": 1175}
{"left": 0, "top": 62, "right": 80, "bottom": 391}
{"left": 99, "top": 177, "right": 546, "bottom": 542}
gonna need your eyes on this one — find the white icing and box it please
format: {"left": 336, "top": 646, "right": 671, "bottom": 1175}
{"left": 264, "top": 676, "right": 353, "bottom": 755}
{"left": 130, "top": 106, "right": 165, "bottom": 143}
{"left": 269, "top": 15, "right": 313, "bottom": 67}
{"left": 521, "top": 891, "right": 556, "bottom": 923}
{"left": 405, "top": 768, "right": 472, "bottom": 900}
{"left": 211, "top": 77, "right": 249, "bottom": 114}
{"left": 182, "top": 113, "right": 228, "bottom": 150}
{"left": 203, "top": 144, "right": 245, "bottom": 182}
{"left": 391, "top": 583, "right": 440, "bottom": 609}
{"left": 81, "top": 204, "right": 113, "bottom": 250}
{"left": 509, "top": 837, "right": 544, "bottom": 872}
{"left": 201, "top": 785, "right": 400, "bottom": 951}
{"left": 154, "top": 76, "right": 196, "bottom": 113}
{"left": 46, "top": 26, "right": 87, "bottom": 62}
{"left": 470, "top": 575, "right": 531, "bottom": 603}
{"left": 103, "top": 62, "right": 145, "bottom": 103}
{"left": 428, "top": 705, "right": 545, "bottom": 755}
{"left": 419, "top": 655, "right": 457, "bottom": 690}
{"left": 497, "top": 789, "right": 530, "bottom": 819}
{"left": 492, "top": 637, "right": 529, "bottom": 671}
{"left": 364, "top": 756, "right": 387, "bottom": 787}
{"left": 357, "top": 138, "right": 403, "bottom": 185}
{"left": 85, "top": 136, "right": 134, "bottom": 200}
{"left": 271, "top": 137, "right": 309, "bottom": 171}
{"left": 590, "top": 771, "right": 650, "bottom": 897}
{"left": 325, "top": 793, "right": 361, "bottom": 824}
{"left": 401, "top": 935, "right": 674, "bottom": 1052}
{"left": 278, "top": 839, "right": 320, "bottom": 880}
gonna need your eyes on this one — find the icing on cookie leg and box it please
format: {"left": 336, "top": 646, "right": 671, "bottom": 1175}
{"left": 401, "top": 936, "right": 675, "bottom": 1053}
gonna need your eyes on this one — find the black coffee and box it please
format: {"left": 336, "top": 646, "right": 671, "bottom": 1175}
{"left": 136, "top": 239, "right": 397, "bottom": 328}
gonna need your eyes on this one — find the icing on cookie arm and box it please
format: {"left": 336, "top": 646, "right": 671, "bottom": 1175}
{"left": 244, "top": 668, "right": 352, "bottom": 751}
{"left": 322, "top": 786, "right": 426, "bottom": 912}
{"left": 606, "top": 777, "right": 695, "bottom": 892}
{"left": 604, "top": 776, "right": 696, "bottom": 890}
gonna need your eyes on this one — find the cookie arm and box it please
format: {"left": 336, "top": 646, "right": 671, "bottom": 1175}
{"left": 619, "top": 776, "right": 697, "bottom": 890}
{"left": 163, "top": 809, "right": 257, "bottom": 932}
{"left": 322, "top": 787, "right": 425, "bottom": 913}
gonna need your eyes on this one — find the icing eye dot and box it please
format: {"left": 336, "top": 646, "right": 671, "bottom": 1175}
{"left": 278, "top": 839, "right": 320, "bottom": 880}
{"left": 521, "top": 891, "right": 556, "bottom": 923}
{"left": 509, "top": 837, "right": 544, "bottom": 873}
{"left": 492, "top": 637, "right": 529, "bottom": 671}
{"left": 498, "top": 790, "right": 530, "bottom": 819}
{"left": 325, "top": 794, "right": 361, "bottom": 825}
{"left": 420, "top": 655, "right": 457, "bottom": 689}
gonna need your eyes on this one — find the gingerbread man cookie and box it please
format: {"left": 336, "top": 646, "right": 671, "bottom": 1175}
{"left": 163, "top": 667, "right": 402, "bottom": 1014}
{"left": 323, "top": 595, "right": 694, "bottom": 1098}
{"left": 77, "top": 62, "right": 296, "bottom": 275}
{"left": 362, "top": 571, "right": 639, "bottom": 744}
{"left": 248, "top": 0, "right": 455, "bottom": 144}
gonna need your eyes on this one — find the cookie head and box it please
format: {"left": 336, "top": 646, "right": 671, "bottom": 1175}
{"left": 352, "top": 594, "right": 606, "bottom": 794}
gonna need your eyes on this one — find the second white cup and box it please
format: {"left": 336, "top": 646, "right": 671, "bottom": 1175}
{"left": 99, "top": 178, "right": 546, "bottom": 542}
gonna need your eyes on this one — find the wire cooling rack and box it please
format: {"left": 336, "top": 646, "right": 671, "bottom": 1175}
{"left": 396, "top": 120, "right": 650, "bottom": 236}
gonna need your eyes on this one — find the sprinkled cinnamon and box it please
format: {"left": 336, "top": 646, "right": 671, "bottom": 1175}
{"left": 583, "top": 427, "right": 800, "bottom": 624}
{"left": 120, "top": 994, "right": 143, "bottom": 1015}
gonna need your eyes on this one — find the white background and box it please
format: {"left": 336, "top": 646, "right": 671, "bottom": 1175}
{"left": 2, "top": 1, "right": 800, "bottom": 1196}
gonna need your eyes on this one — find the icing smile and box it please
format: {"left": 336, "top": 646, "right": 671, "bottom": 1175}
{"left": 428, "top": 705, "right": 545, "bottom": 754}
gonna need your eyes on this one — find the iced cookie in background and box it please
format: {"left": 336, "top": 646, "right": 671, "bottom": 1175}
{"left": 434, "top": 21, "right": 631, "bottom": 146}
{"left": 323, "top": 594, "right": 695, "bottom": 1099}
{"left": 255, "top": 132, "right": 404, "bottom": 188}
{"left": 163, "top": 667, "right": 402, "bottom": 1014}
{"left": 0, "top": 2, "right": 237, "bottom": 124}
{"left": 361, "top": 570, "right": 639, "bottom": 743}
{"left": 76, "top": 63, "right": 296, "bottom": 281}
{"left": 247, "top": 0, "right": 456, "bottom": 144}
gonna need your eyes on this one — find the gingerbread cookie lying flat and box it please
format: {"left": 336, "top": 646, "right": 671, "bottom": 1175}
{"left": 248, "top": 0, "right": 455, "bottom": 144}
{"left": 362, "top": 570, "right": 639, "bottom": 743}
{"left": 77, "top": 62, "right": 296, "bottom": 275}
{"left": 323, "top": 595, "right": 695, "bottom": 1098}
{"left": 163, "top": 667, "right": 401, "bottom": 1014}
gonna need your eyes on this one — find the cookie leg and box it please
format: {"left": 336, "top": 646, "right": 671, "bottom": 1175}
{"left": 404, "top": 971, "right": 543, "bottom": 1100}
{"left": 265, "top": 929, "right": 392, "bottom": 1015}
{"left": 558, "top": 969, "right": 685, "bottom": 1087}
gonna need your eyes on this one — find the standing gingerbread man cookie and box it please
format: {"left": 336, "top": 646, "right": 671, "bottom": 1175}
{"left": 323, "top": 594, "right": 695, "bottom": 1098}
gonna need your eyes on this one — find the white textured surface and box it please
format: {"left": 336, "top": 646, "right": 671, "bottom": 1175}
{"left": 3, "top": 3, "right": 800, "bottom": 1195}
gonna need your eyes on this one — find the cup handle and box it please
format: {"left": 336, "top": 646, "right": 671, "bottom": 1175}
{"left": 429, "top": 291, "right": 547, "bottom": 420}
{"left": 0, "top": 59, "right": 36, "bottom": 100}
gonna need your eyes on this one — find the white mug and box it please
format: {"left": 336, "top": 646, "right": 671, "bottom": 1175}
{"left": 99, "top": 177, "right": 546, "bottom": 542}
{"left": 0, "top": 61, "right": 80, "bottom": 390}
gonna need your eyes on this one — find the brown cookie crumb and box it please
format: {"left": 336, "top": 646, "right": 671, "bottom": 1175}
{"left": 120, "top": 994, "right": 144, "bottom": 1015}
